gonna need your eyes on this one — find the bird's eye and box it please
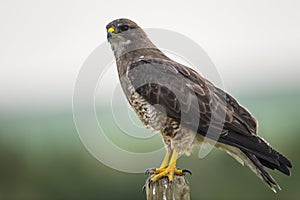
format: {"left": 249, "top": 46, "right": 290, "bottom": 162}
{"left": 118, "top": 25, "right": 129, "bottom": 32}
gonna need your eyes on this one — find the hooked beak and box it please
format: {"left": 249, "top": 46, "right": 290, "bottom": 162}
{"left": 107, "top": 27, "right": 115, "bottom": 40}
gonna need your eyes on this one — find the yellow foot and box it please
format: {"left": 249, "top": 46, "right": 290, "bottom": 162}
{"left": 145, "top": 167, "right": 191, "bottom": 176}
{"left": 143, "top": 150, "right": 191, "bottom": 189}
{"left": 145, "top": 167, "right": 191, "bottom": 188}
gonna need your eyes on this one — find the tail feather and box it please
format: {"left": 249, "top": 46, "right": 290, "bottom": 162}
{"left": 258, "top": 155, "right": 291, "bottom": 176}
{"left": 243, "top": 151, "right": 281, "bottom": 192}
{"left": 218, "top": 132, "right": 292, "bottom": 192}
{"left": 219, "top": 132, "right": 292, "bottom": 176}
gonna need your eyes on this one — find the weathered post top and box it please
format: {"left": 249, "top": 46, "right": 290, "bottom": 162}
{"left": 145, "top": 175, "right": 190, "bottom": 200}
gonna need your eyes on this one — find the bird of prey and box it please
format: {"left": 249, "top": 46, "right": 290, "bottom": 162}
{"left": 106, "top": 18, "right": 292, "bottom": 192}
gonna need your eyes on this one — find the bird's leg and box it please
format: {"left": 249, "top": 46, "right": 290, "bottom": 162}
{"left": 160, "top": 150, "right": 171, "bottom": 169}
{"left": 145, "top": 150, "right": 171, "bottom": 175}
{"left": 147, "top": 150, "right": 191, "bottom": 185}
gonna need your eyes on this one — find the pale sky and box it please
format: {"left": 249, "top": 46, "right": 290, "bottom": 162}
{"left": 0, "top": 0, "right": 299, "bottom": 111}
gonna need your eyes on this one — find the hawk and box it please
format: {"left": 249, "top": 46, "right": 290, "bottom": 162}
{"left": 106, "top": 18, "right": 292, "bottom": 192}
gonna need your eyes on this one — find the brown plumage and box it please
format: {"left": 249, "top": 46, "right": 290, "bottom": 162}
{"left": 106, "top": 18, "right": 292, "bottom": 192}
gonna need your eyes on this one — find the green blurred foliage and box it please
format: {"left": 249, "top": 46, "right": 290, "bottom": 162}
{"left": 0, "top": 92, "right": 299, "bottom": 200}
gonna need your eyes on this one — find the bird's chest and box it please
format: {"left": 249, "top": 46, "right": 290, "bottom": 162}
{"left": 128, "top": 88, "right": 166, "bottom": 132}
{"left": 120, "top": 77, "right": 196, "bottom": 155}
{"left": 119, "top": 76, "right": 164, "bottom": 132}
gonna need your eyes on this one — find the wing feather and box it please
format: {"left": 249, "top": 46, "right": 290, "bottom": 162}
{"left": 127, "top": 57, "right": 291, "bottom": 176}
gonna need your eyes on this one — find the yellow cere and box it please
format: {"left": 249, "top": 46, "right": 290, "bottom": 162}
{"left": 108, "top": 27, "right": 115, "bottom": 33}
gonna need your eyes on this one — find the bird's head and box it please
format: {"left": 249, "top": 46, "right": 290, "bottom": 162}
{"left": 106, "top": 18, "right": 156, "bottom": 58}
{"left": 106, "top": 18, "right": 140, "bottom": 40}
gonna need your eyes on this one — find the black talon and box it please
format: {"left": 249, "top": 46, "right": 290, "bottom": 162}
{"left": 182, "top": 169, "right": 192, "bottom": 175}
{"left": 148, "top": 179, "right": 153, "bottom": 188}
{"left": 144, "top": 168, "right": 156, "bottom": 175}
{"left": 142, "top": 184, "right": 146, "bottom": 192}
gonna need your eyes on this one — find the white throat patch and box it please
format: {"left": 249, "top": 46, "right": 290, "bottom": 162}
{"left": 112, "top": 39, "right": 132, "bottom": 57}
{"left": 122, "top": 40, "right": 131, "bottom": 45}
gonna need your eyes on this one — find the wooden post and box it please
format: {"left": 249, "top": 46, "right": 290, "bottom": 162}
{"left": 145, "top": 175, "right": 190, "bottom": 200}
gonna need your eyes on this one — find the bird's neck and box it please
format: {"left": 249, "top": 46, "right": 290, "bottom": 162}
{"left": 112, "top": 34, "right": 169, "bottom": 76}
{"left": 112, "top": 38, "right": 156, "bottom": 58}
{"left": 115, "top": 47, "right": 167, "bottom": 78}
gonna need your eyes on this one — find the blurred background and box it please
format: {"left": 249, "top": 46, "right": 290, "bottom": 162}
{"left": 0, "top": 0, "right": 299, "bottom": 199}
